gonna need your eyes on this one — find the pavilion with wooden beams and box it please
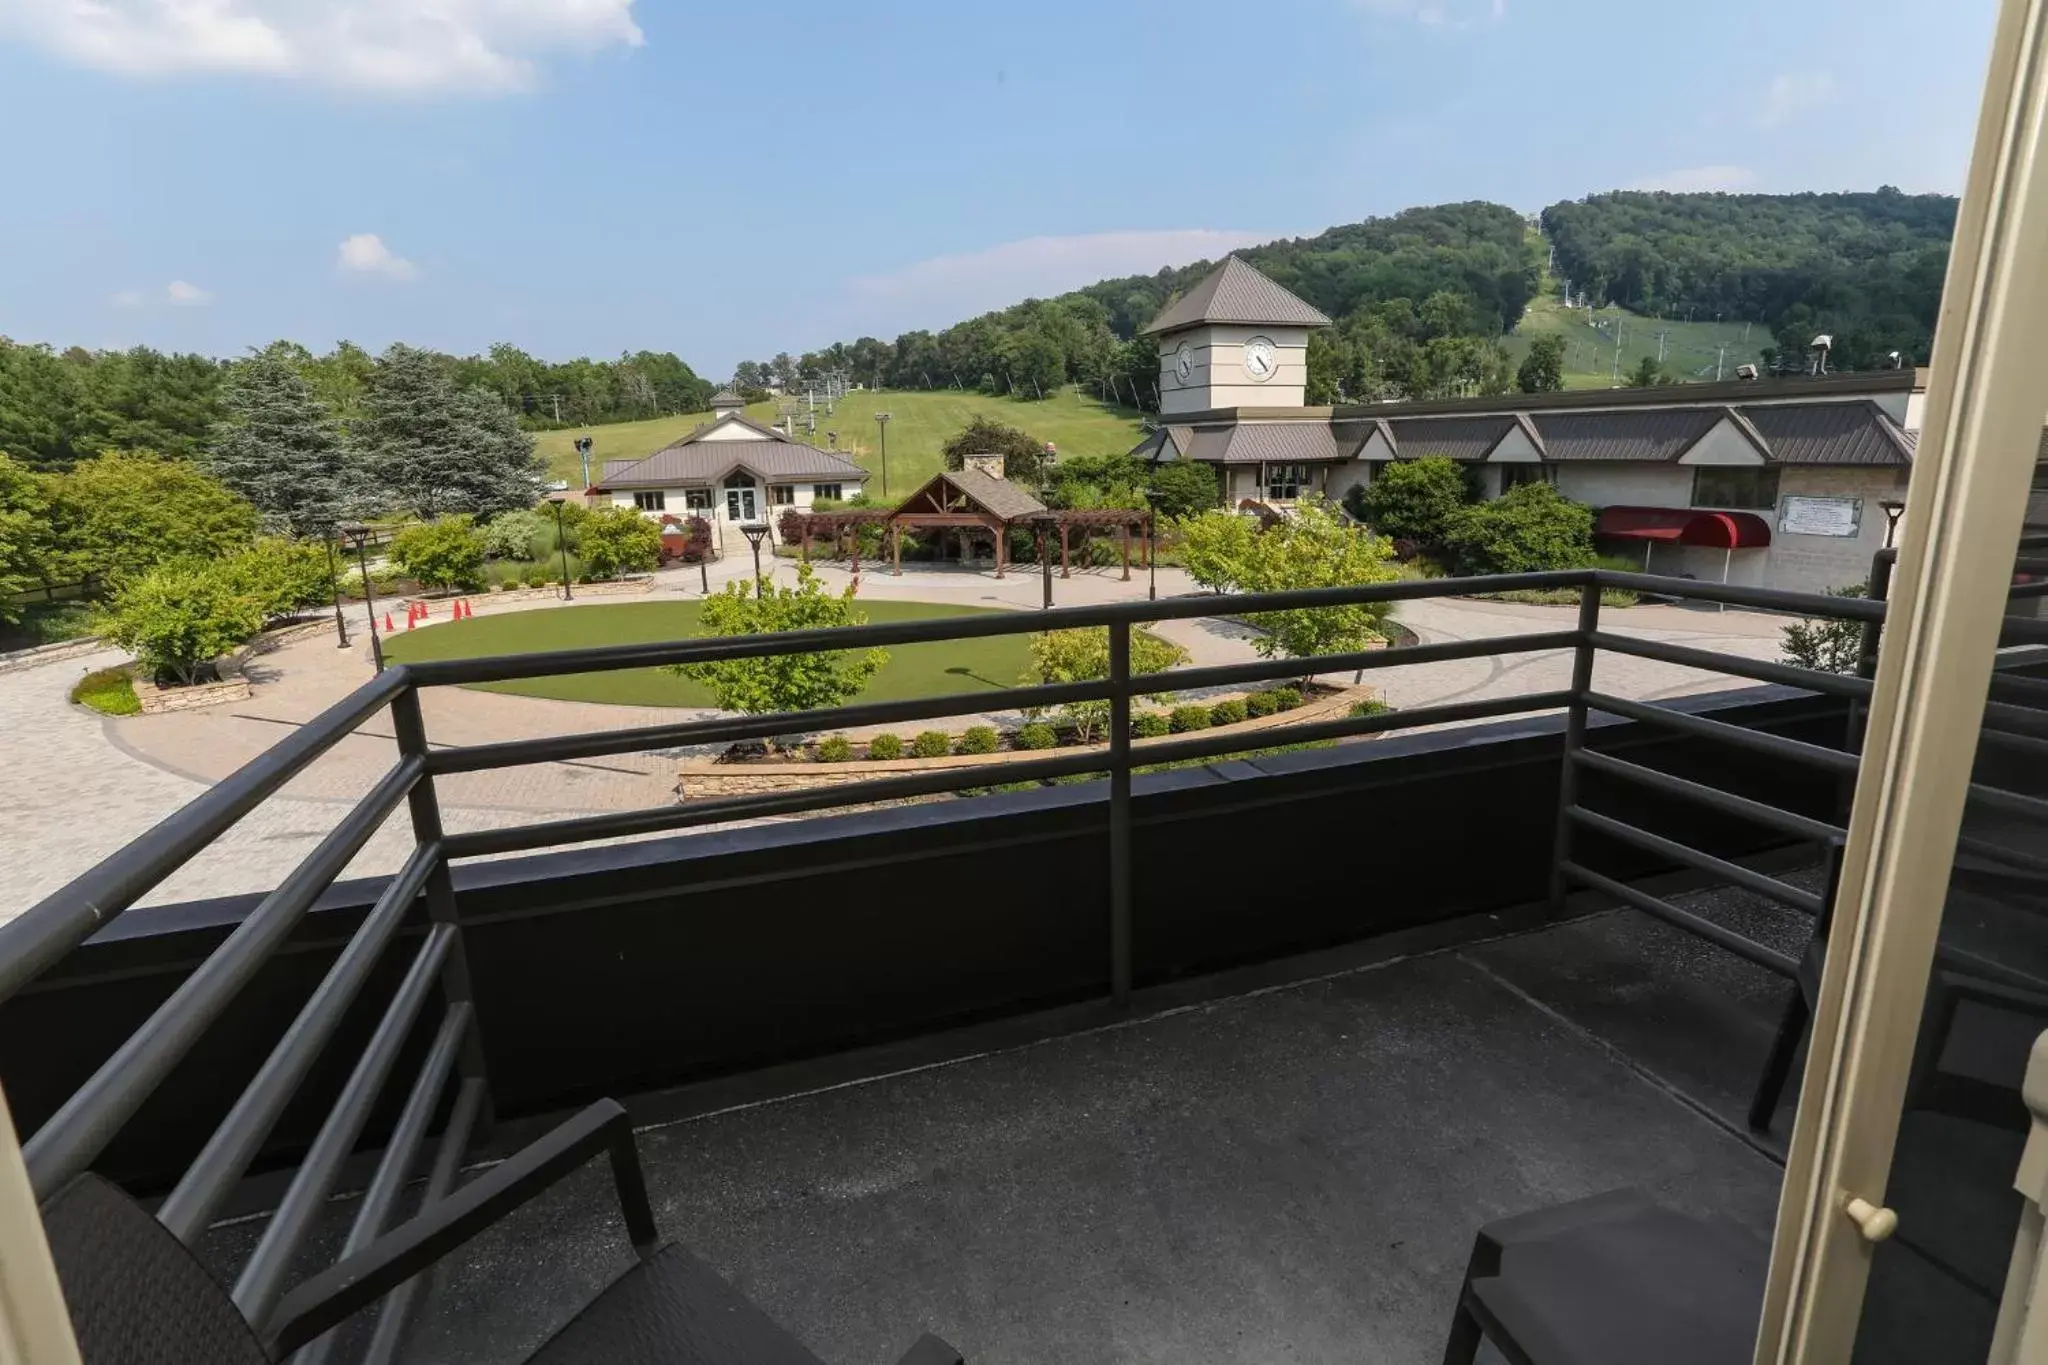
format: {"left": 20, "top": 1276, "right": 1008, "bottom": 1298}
{"left": 789, "top": 468, "right": 1154, "bottom": 582}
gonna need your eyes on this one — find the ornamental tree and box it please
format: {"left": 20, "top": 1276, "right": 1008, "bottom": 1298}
{"left": 670, "top": 565, "right": 888, "bottom": 726}
{"left": 1025, "top": 625, "right": 1189, "bottom": 742}
{"left": 1351, "top": 456, "right": 1469, "bottom": 547}
{"left": 1232, "top": 498, "right": 1400, "bottom": 668}
{"left": 1172, "top": 509, "right": 1258, "bottom": 594}
{"left": 98, "top": 559, "right": 267, "bottom": 685}
{"left": 575, "top": 504, "right": 662, "bottom": 578}
{"left": 45, "top": 449, "right": 258, "bottom": 583}
{"left": 1441, "top": 482, "right": 1594, "bottom": 574}
{"left": 389, "top": 516, "right": 486, "bottom": 590}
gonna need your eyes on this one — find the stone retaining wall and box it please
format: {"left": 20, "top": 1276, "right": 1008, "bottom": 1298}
{"left": 676, "top": 682, "right": 1380, "bottom": 799}
{"left": 0, "top": 637, "right": 104, "bottom": 675}
{"left": 135, "top": 675, "right": 252, "bottom": 714}
{"left": 407, "top": 576, "right": 656, "bottom": 611}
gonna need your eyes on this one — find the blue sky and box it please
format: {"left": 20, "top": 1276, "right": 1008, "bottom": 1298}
{"left": 0, "top": 0, "right": 1997, "bottom": 378}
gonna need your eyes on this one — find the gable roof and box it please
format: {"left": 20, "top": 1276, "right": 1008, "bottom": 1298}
{"left": 597, "top": 412, "right": 866, "bottom": 487}
{"left": 1532, "top": 408, "right": 1723, "bottom": 463}
{"left": 1386, "top": 416, "right": 1518, "bottom": 463}
{"left": 1142, "top": 256, "right": 1334, "bottom": 335}
{"left": 1741, "top": 401, "right": 1916, "bottom": 465}
{"left": 941, "top": 468, "right": 1047, "bottom": 520}
{"left": 709, "top": 388, "right": 745, "bottom": 406}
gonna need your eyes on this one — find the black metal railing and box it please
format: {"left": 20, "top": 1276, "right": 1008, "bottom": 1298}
{"left": 6, "top": 561, "right": 2045, "bottom": 1362}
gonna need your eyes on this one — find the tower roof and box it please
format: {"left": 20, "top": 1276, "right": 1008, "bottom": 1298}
{"left": 1141, "top": 256, "right": 1333, "bottom": 335}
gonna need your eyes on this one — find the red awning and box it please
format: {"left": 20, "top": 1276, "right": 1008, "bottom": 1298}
{"left": 1595, "top": 506, "right": 1771, "bottom": 549}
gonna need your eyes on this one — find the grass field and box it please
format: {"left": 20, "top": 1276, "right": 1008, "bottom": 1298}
{"left": 532, "top": 387, "right": 1150, "bottom": 493}
{"left": 1503, "top": 290, "right": 1767, "bottom": 390}
{"left": 381, "top": 599, "right": 1035, "bottom": 708}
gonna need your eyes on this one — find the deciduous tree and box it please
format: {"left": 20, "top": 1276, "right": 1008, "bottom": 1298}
{"left": 1516, "top": 336, "right": 1567, "bottom": 393}
{"left": 576, "top": 504, "right": 662, "bottom": 578}
{"left": 670, "top": 566, "right": 888, "bottom": 728}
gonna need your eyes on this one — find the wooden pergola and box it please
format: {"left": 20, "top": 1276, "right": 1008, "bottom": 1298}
{"left": 789, "top": 471, "right": 1155, "bottom": 582}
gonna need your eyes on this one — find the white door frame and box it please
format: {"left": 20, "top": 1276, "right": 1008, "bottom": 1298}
{"left": 1757, "top": 0, "right": 2048, "bottom": 1354}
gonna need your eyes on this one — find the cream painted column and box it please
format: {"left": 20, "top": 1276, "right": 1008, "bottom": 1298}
{"left": 1757, "top": 0, "right": 2048, "bottom": 1356}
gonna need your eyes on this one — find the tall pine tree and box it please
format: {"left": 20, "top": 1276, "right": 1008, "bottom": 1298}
{"left": 353, "top": 344, "right": 544, "bottom": 520}
{"left": 207, "top": 348, "right": 350, "bottom": 537}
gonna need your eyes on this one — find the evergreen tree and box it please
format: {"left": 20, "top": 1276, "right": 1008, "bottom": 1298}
{"left": 353, "top": 345, "right": 545, "bottom": 519}
{"left": 1516, "top": 336, "right": 1567, "bottom": 393}
{"left": 208, "top": 349, "right": 351, "bottom": 537}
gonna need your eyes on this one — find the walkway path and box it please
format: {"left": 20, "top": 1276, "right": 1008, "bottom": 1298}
{"left": 0, "top": 558, "right": 1797, "bottom": 922}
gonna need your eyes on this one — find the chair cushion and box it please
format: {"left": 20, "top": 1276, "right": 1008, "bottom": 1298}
{"left": 1469, "top": 1203, "right": 1766, "bottom": 1365}
{"left": 526, "top": 1244, "right": 829, "bottom": 1365}
{"left": 41, "top": 1174, "right": 273, "bottom": 1365}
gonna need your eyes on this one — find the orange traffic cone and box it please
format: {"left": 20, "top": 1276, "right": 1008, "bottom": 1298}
{"left": 457, "top": 599, "right": 469, "bottom": 619}
{"left": 406, "top": 608, "right": 416, "bottom": 630}
{"left": 383, "top": 612, "right": 394, "bottom": 632}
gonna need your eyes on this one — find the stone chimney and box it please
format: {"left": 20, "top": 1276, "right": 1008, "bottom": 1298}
{"left": 710, "top": 389, "right": 745, "bottom": 419}
{"left": 961, "top": 453, "right": 1005, "bottom": 480}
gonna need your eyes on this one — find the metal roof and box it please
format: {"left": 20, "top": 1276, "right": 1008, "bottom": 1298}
{"left": 1211, "top": 421, "right": 1343, "bottom": 465}
{"left": 1531, "top": 409, "right": 1722, "bottom": 462}
{"left": 599, "top": 436, "right": 866, "bottom": 487}
{"left": 1386, "top": 416, "right": 1517, "bottom": 463}
{"left": 1741, "top": 401, "right": 1915, "bottom": 466}
{"left": 709, "top": 389, "right": 746, "bottom": 406}
{"left": 1142, "top": 256, "right": 1333, "bottom": 335}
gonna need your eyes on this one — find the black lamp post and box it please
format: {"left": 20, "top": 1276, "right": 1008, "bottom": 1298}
{"left": 1880, "top": 499, "right": 1906, "bottom": 549}
{"left": 322, "top": 527, "right": 349, "bottom": 650}
{"left": 1142, "top": 492, "right": 1162, "bottom": 602}
{"left": 1033, "top": 513, "right": 1057, "bottom": 610}
{"left": 739, "top": 521, "right": 772, "bottom": 593}
{"left": 551, "top": 500, "right": 573, "bottom": 600}
{"left": 874, "top": 411, "right": 892, "bottom": 496}
{"left": 339, "top": 523, "right": 383, "bottom": 673}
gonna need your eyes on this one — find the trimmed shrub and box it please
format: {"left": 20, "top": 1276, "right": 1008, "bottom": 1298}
{"left": 816, "top": 735, "right": 852, "bottom": 762}
{"left": 524, "top": 570, "right": 551, "bottom": 589}
{"left": 866, "top": 733, "right": 904, "bottom": 760}
{"left": 1168, "top": 704, "right": 1212, "bottom": 733}
{"left": 72, "top": 666, "right": 140, "bottom": 717}
{"left": 1270, "top": 686, "right": 1304, "bottom": 711}
{"left": 1353, "top": 456, "right": 1469, "bottom": 546}
{"left": 1441, "top": 483, "right": 1595, "bottom": 575}
{"left": 1349, "top": 698, "right": 1394, "bottom": 718}
{"left": 1244, "top": 689, "right": 1279, "bottom": 718}
{"left": 1014, "top": 722, "right": 1057, "bottom": 750}
{"left": 958, "top": 725, "right": 999, "bottom": 755}
{"left": 911, "top": 730, "right": 951, "bottom": 758}
{"left": 1131, "top": 712, "right": 1171, "bottom": 738}
{"left": 1209, "top": 697, "right": 1249, "bottom": 727}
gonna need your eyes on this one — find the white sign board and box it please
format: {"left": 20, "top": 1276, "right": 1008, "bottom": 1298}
{"left": 1780, "top": 496, "right": 1862, "bottom": 538}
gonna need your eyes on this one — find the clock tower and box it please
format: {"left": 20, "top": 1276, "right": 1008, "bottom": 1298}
{"left": 1144, "top": 255, "right": 1331, "bottom": 415}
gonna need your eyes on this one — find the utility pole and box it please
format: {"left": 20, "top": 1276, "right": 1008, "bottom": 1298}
{"left": 1716, "top": 345, "right": 1727, "bottom": 381}
{"left": 550, "top": 394, "right": 562, "bottom": 424}
{"left": 1656, "top": 331, "right": 1667, "bottom": 365}
{"left": 875, "top": 411, "right": 892, "bottom": 496}
{"left": 1612, "top": 338, "right": 1622, "bottom": 385}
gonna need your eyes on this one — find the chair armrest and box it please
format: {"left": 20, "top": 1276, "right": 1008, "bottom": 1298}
{"left": 263, "top": 1098, "right": 659, "bottom": 1358}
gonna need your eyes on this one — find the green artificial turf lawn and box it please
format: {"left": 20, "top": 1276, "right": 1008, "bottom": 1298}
{"left": 381, "top": 599, "right": 1035, "bottom": 708}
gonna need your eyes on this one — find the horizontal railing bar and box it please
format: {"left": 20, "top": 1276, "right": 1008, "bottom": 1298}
{"left": 2001, "top": 616, "right": 2048, "bottom": 645}
{"left": 1587, "top": 631, "right": 1874, "bottom": 700}
{"left": 429, "top": 678, "right": 1113, "bottom": 775}
{"left": 1103, "top": 691, "right": 1576, "bottom": 771}
{"left": 440, "top": 691, "right": 1576, "bottom": 860}
{"left": 155, "top": 842, "right": 441, "bottom": 1244}
{"left": 291, "top": 1003, "right": 471, "bottom": 1365}
{"left": 1559, "top": 861, "right": 1799, "bottom": 977}
{"left": 402, "top": 572, "right": 1604, "bottom": 686}
{"left": 443, "top": 749, "right": 1116, "bottom": 859}
{"left": 357, "top": 1074, "right": 487, "bottom": 1365}
{"left": 1989, "top": 670, "right": 2048, "bottom": 702}
{"left": 2008, "top": 581, "right": 2048, "bottom": 599}
{"left": 1966, "top": 780, "right": 2048, "bottom": 824}
{"left": 23, "top": 757, "right": 423, "bottom": 1201}
{"left": 1163, "top": 631, "right": 1583, "bottom": 695}
{"left": 235, "top": 931, "right": 460, "bottom": 1326}
{"left": 1594, "top": 570, "right": 1887, "bottom": 621}
{"left": 1583, "top": 692, "right": 1861, "bottom": 775}
{"left": 1958, "top": 832, "right": 2048, "bottom": 876}
{"left": 1984, "top": 699, "right": 2048, "bottom": 738}
{"left": 1572, "top": 750, "right": 1848, "bottom": 843}
{"left": 1979, "top": 726, "right": 2048, "bottom": 759}
{"left": 1567, "top": 806, "right": 1825, "bottom": 915}
{"left": 0, "top": 665, "right": 411, "bottom": 1005}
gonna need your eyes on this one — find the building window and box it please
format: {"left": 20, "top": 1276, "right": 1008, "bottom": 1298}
{"left": 1691, "top": 467, "right": 1781, "bottom": 511}
{"left": 769, "top": 484, "right": 795, "bottom": 506}
{"left": 811, "top": 483, "right": 843, "bottom": 502}
{"left": 683, "top": 488, "right": 713, "bottom": 511}
{"left": 632, "top": 491, "right": 665, "bottom": 512}
{"left": 1266, "top": 464, "right": 1307, "bottom": 501}
{"left": 1500, "top": 464, "right": 1549, "bottom": 492}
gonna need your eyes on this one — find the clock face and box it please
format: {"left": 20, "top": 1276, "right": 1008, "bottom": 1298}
{"left": 1242, "top": 337, "right": 1278, "bottom": 382}
{"left": 1173, "top": 342, "right": 1194, "bottom": 385}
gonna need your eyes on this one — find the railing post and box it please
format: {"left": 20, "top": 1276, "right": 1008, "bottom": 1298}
{"left": 1108, "top": 620, "right": 1134, "bottom": 1004}
{"left": 1547, "top": 580, "right": 1604, "bottom": 915}
{"left": 388, "top": 686, "right": 493, "bottom": 1130}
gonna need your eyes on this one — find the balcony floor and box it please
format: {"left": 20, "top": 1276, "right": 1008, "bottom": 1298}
{"left": 258, "top": 884, "right": 1812, "bottom": 1365}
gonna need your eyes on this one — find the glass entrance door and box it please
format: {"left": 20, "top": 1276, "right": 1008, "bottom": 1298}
{"left": 725, "top": 486, "right": 756, "bottom": 522}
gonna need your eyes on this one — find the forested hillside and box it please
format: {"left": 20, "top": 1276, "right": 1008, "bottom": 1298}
{"left": 1540, "top": 188, "right": 1956, "bottom": 370}
{"left": 755, "top": 202, "right": 1544, "bottom": 409}
{"left": 0, "top": 338, "right": 714, "bottom": 471}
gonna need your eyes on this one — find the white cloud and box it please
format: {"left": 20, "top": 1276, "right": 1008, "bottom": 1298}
{"left": 336, "top": 233, "right": 418, "bottom": 280}
{"left": 1628, "top": 165, "right": 1757, "bottom": 193}
{"left": 847, "top": 229, "right": 1282, "bottom": 328}
{"left": 108, "top": 289, "right": 144, "bottom": 309}
{"left": 165, "top": 279, "right": 212, "bottom": 305}
{"left": 1350, "top": 0, "right": 1504, "bottom": 28}
{"left": 0, "top": 0, "right": 643, "bottom": 96}
{"left": 1756, "top": 71, "right": 1840, "bottom": 130}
